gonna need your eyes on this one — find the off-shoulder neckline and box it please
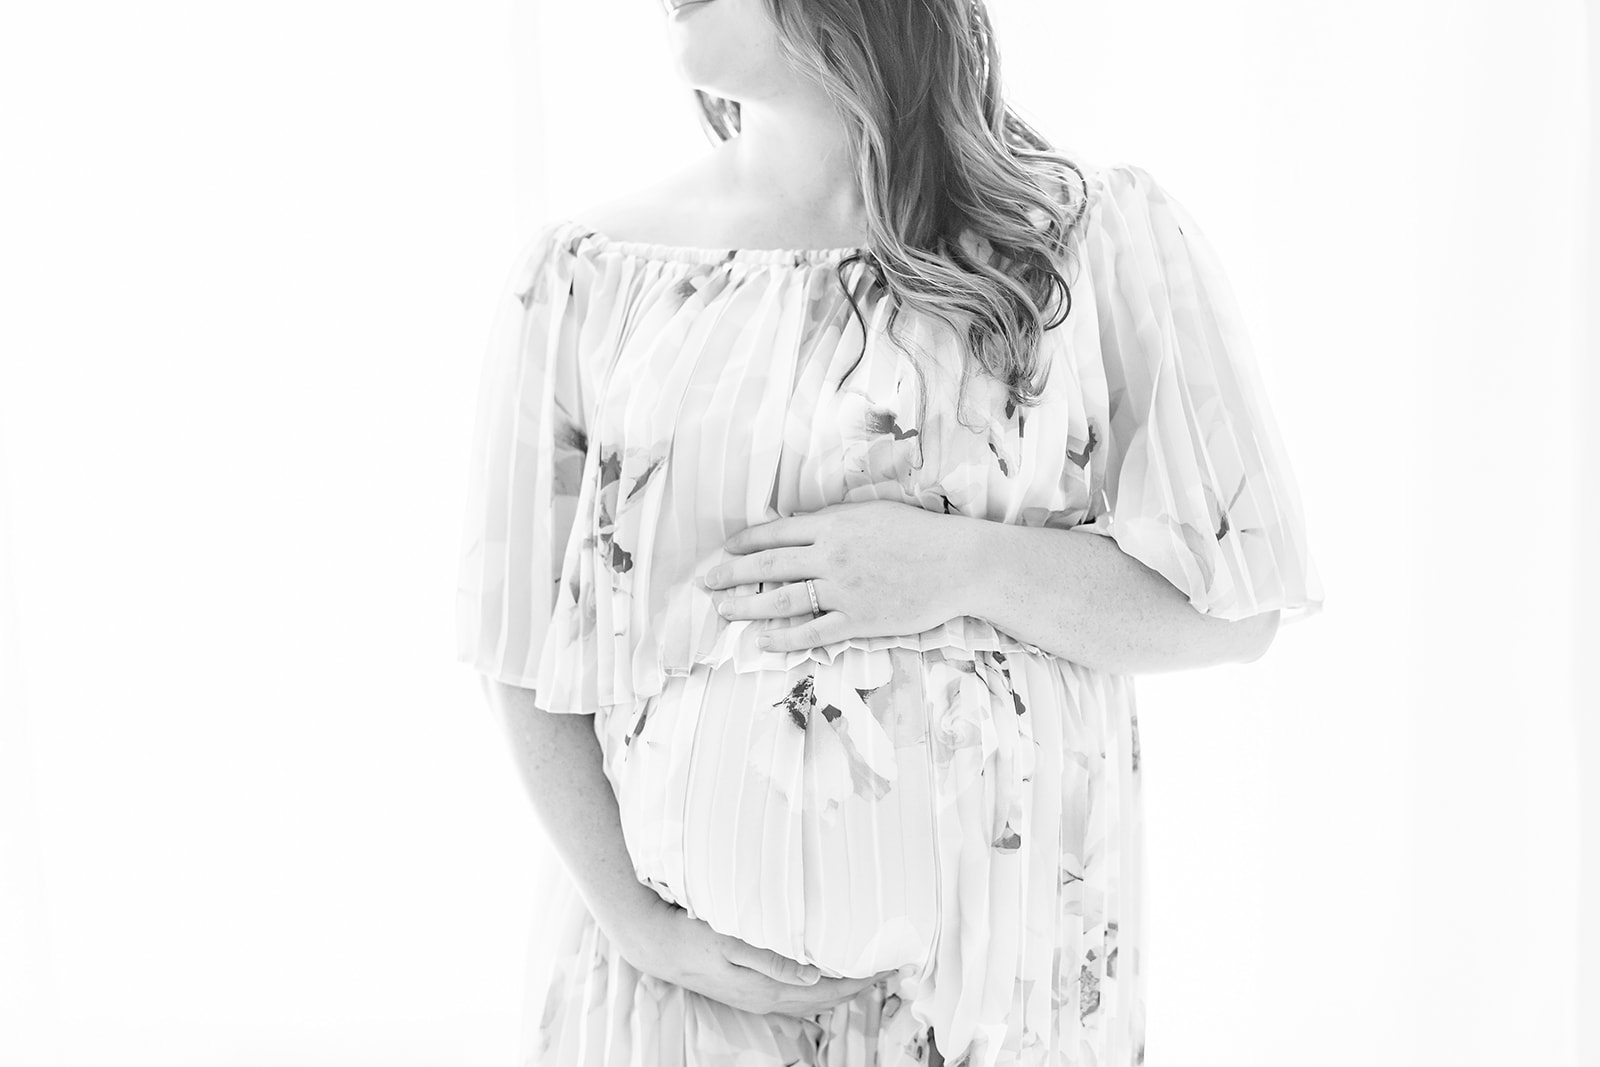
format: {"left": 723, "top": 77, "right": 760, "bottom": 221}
{"left": 550, "top": 218, "right": 868, "bottom": 268}
{"left": 544, "top": 162, "right": 1124, "bottom": 269}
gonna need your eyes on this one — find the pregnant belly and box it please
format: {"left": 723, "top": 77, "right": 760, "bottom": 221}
{"left": 596, "top": 644, "right": 1048, "bottom": 982}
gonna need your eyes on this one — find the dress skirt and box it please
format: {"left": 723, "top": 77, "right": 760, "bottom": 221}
{"left": 521, "top": 644, "right": 1148, "bottom": 1067}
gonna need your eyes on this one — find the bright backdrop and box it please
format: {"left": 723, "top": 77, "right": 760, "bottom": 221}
{"left": 0, "top": 1, "right": 1592, "bottom": 1065}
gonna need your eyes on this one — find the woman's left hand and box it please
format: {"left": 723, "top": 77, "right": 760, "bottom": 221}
{"left": 702, "top": 499, "right": 975, "bottom": 653}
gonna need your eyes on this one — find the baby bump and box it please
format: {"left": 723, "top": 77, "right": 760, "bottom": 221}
{"left": 597, "top": 644, "right": 1046, "bottom": 982}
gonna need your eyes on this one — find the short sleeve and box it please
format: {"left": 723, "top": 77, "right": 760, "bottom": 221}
{"left": 1074, "top": 165, "right": 1324, "bottom": 626}
{"left": 454, "top": 225, "right": 591, "bottom": 691}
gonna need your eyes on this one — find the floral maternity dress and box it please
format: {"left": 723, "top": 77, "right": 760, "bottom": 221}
{"left": 455, "top": 160, "right": 1325, "bottom": 1067}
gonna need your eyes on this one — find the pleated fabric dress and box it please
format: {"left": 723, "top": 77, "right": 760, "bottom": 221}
{"left": 455, "top": 160, "right": 1324, "bottom": 1067}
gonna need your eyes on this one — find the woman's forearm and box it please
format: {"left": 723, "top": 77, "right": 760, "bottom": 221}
{"left": 482, "top": 679, "right": 661, "bottom": 938}
{"left": 945, "top": 516, "right": 1279, "bottom": 674}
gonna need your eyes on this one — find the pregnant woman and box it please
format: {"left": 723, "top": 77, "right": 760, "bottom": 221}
{"left": 456, "top": 1, "right": 1324, "bottom": 1064}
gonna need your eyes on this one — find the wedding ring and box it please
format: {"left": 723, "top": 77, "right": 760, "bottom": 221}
{"left": 804, "top": 578, "right": 821, "bottom": 617}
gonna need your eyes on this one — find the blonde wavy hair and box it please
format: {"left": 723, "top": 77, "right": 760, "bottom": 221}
{"left": 691, "top": 0, "right": 1090, "bottom": 454}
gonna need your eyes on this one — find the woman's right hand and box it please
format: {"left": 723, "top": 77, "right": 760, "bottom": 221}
{"left": 609, "top": 892, "right": 899, "bottom": 1020}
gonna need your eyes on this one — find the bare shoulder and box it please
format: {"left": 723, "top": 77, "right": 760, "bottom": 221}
{"left": 559, "top": 141, "right": 875, "bottom": 249}
{"left": 563, "top": 148, "right": 730, "bottom": 245}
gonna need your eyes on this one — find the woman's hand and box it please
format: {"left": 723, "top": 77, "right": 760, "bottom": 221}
{"left": 703, "top": 499, "right": 975, "bottom": 654}
{"left": 612, "top": 892, "right": 898, "bottom": 1019}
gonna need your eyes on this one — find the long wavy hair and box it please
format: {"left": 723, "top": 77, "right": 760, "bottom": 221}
{"left": 690, "top": 0, "right": 1090, "bottom": 453}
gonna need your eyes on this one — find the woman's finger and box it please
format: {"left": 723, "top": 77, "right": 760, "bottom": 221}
{"left": 718, "top": 937, "right": 819, "bottom": 986}
{"left": 760, "top": 970, "right": 900, "bottom": 1019}
{"left": 721, "top": 965, "right": 902, "bottom": 1019}
{"left": 649, "top": 907, "right": 905, "bottom": 1017}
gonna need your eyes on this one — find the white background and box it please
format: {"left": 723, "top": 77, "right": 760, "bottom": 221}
{"left": 1, "top": 1, "right": 1593, "bottom": 1064}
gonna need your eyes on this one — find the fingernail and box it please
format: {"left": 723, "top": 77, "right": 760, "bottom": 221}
{"left": 798, "top": 966, "right": 819, "bottom": 983}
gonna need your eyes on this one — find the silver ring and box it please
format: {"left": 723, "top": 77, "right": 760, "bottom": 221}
{"left": 804, "top": 578, "right": 821, "bottom": 617}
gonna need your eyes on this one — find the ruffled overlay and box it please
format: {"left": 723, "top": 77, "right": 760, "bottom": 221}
{"left": 1071, "top": 167, "right": 1325, "bottom": 625}
{"left": 457, "top": 162, "right": 1322, "bottom": 718}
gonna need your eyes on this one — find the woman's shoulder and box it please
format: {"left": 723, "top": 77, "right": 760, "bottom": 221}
{"left": 508, "top": 156, "right": 727, "bottom": 289}
{"left": 554, "top": 150, "right": 738, "bottom": 247}
{"left": 1053, "top": 158, "right": 1207, "bottom": 277}
{"left": 1063, "top": 157, "right": 1166, "bottom": 229}
{"left": 1086, "top": 159, "right": 1229, "bottom": 231}
{"left": 562, "top": 174, "right": 706, "bottom": 246}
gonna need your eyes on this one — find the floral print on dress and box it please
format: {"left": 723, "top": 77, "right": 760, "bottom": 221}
{"left": 457, "top": 160, "right": 1321, "bottom": 1067}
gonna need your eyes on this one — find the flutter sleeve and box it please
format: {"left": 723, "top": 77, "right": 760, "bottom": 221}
{"left": 455, "top": 224, "right": 592, "bottom": 691}
{"left": 1074, "top": 164, "right": 1325, "bottom": 625}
